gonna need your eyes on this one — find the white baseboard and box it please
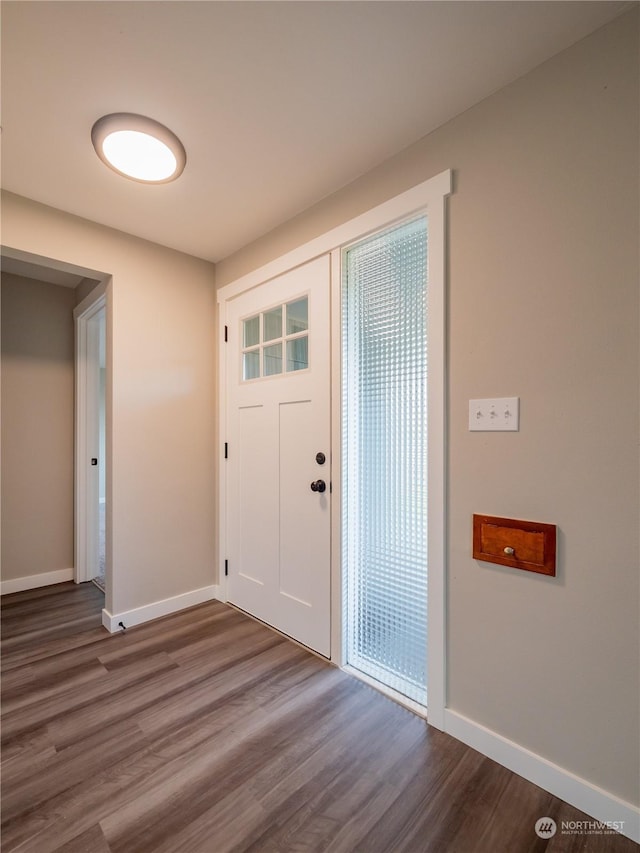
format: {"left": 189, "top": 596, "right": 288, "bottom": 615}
{"left": 444, "top": 709, "right": 640, "bottom": 844}
{"left": 0, "top": 568, "right": 74, "bottom": 595}
{"left": 102, "top": 584, "right": 220, "bottom": 633}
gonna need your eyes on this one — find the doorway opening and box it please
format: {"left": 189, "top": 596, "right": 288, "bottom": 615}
{"left": 218, "top": 170, "right": 450, "bottom": 725}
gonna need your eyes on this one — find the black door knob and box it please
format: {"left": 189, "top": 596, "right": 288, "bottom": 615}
{"left": 310, "top": 479, "right": 326, "bottom": 493}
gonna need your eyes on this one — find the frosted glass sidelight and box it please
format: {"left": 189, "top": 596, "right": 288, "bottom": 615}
{"left": 342, "top": 216, "right": 428, "bottom": 706}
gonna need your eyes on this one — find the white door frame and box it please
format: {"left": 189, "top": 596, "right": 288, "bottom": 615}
{"left": 217, "top": 169, "right": 451, "bottom": 728}
{"left": 74, "top": 282, "right": 109, "bottom": 586}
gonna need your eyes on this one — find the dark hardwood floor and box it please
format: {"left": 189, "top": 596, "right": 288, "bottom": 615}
{"left": 1, "top": 583, "right": 637, "bottom": 853}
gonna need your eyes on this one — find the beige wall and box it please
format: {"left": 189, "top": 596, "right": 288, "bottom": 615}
{"left": 1, "top": 273, "right": 76, "bottom": 581}
{"left": 217, "top": 12, "right": 639, "bottom": 807}
{"left": 1, "top": 199, "right": 217, "bottom": 616}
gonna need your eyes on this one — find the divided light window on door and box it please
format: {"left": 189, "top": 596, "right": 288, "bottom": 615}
{"left": 242, "top": 297, "right": 309, "bottom": 380}
{"left": 342, "top": 217, "right": 429, "bottom": 706}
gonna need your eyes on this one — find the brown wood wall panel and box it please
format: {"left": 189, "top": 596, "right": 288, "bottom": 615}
{"left": 1, "top": 582, "right": 634, "bottom": 852}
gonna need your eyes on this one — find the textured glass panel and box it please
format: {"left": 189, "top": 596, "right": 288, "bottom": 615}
{"left": 286, "top": 336, "right": 308, "bottom": 372}
{"left": 286, "top": 297, "right": 308, "bottom": 335}
{"left": 243, "top": 349, "right": 260, "bottom": 380}
{"left": 263, "top": 342, "right": 283, "bottom": 376}
{"left": 263, "top": 307, "right": 282, "bottom": 342}
{"left": 343, "top": 217, "right": 428, "bottom": 706}
{"left": 243, "top": 315, "right": 259, "bottom": 348}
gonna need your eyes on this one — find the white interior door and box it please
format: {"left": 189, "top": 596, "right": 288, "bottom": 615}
{"left": 225, "top": 255, "right": 331, "bottom": 656}
{"left": 74, "top": 292, "right": 107, "bottom": 586}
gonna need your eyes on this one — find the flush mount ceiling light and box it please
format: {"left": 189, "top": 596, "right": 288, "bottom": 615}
{"left": 91, "top": 113, "right": 186, "bottom": 184}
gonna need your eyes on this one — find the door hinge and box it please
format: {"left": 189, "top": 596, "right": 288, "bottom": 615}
{"left": 224, "top": 559, "right": 229, "bottom": 577}
{"left": 224, "top": 442, "right": 228, "bottom": 459}
{"left": 224, "top": 325, "right": 228, "bottom": 342}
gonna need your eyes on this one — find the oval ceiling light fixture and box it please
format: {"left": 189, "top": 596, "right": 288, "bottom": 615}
{"left": 91, "top": 113, "right": 186, "bottom": 184}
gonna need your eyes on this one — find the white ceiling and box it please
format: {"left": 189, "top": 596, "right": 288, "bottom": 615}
{"left": 1, "top": 1, "right": 632, "bottom": 263}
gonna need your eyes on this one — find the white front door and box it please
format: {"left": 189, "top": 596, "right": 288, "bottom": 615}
{"left": 225, "top": 255, "right": 331, "bottom": 656}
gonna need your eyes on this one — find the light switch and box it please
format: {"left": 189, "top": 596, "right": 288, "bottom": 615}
{"left": 469, "top": 397, "right": 519, "bottom": 431}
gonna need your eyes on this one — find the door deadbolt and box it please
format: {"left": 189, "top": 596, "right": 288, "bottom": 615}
{"left": 91, "top": 458, "right": 98, "bottom": 466}
{"left": 310, "top": 479, "right": 326, "bottom": 493}
{"left": 315, "top": 452, "right": 326, "bottom": 465}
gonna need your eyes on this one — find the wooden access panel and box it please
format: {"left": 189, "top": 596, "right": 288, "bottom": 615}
{"left": 473, "top": 514, "right": 556, "bottom": 576}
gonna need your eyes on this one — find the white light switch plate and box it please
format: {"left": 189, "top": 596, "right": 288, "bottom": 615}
{"left": 469, "top": 397, "right": 519, "bottom": 431}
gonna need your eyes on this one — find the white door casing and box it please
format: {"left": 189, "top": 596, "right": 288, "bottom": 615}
{"left": 225, "top": 255, "right": 331, "bottom": 656}
{"left": 75, "top": 287, "right": 107, "bottom": 585}
{"left": 218, "top": 169, "right": 450, "bottom": 725}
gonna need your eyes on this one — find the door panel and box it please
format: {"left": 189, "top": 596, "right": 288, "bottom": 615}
{"left": 279, "top": 400, "right": 317, "bottom": 605}
{"left": 226, "top": 255, "right": 331, "bottom": 656}
{"left": 237, "top": 404, "right": 274, "bottom": 589}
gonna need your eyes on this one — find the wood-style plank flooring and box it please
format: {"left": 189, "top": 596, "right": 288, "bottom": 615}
{"left": 1, "top": 583, "right": 637, "bottom": 853}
